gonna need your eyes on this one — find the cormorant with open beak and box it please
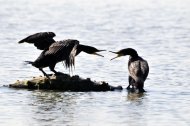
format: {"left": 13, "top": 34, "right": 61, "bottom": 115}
{"left": 110, "top": 48, "right": 149, "bottom": 92}
{"left": 18, "top": 32, "right": 105, "bottom": 79}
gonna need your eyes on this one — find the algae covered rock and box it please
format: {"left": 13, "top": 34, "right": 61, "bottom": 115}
{"left": 9, "top": 73, "right": 122, "bottom": 91}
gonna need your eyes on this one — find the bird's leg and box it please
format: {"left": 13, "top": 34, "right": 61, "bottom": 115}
{"left": 139, "top": 88, "right": 146, "bottom": 93}
{"left": 39, "top": 68, "right": 51, "bottom": 81}
{"left": 50, "top": 68, "right": 58, "bottom": 74}
{"left": 137, "top": 83, "right": 145, "bottom": 93}
{"left": 127, "top": 76, "right": 132, "bottom": 90}
{"left": 49, "top": 64, "right": 60, "bottom": 75}
{"left": 130, "top": 81, "right": 136, "bottom": 92}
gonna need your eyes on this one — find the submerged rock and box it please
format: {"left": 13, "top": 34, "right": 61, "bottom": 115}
{"left": 9, "top": 73, "right": 122, "bottom": 91}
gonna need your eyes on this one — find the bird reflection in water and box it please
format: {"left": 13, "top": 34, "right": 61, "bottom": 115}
{"left": 127, "top": 91, "right": 145, "bottom": 101}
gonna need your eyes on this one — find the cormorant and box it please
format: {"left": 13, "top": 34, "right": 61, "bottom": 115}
{"left": 110, "top": 48, "right": 149, "bottom": 92}
{"left": 18, "top": 32, "right": 105, "bottom": 79}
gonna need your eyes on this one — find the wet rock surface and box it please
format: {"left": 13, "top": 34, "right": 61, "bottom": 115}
{"left": 9, "top": 73, "right": 123, "bottom": 91}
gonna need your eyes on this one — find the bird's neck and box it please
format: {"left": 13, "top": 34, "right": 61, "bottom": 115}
{"left": 77, "top": 44, "right": 94, "bottom": 55}
{"left": 76, "top": 44, "right": 85, "bottom": 56}
{"left": 129, "top": 51, "right": 138, "bottom": 58}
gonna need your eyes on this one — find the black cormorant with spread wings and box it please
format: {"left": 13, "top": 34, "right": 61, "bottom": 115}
{"left": 110, "top": 48, "right": 149, "bottom": 92}
{"left": 18, "top": 32, "right": 105, "bottom": 79}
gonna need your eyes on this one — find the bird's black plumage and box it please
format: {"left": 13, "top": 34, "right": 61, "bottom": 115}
{"left": 33, "top": 39, "right": 79, "bottom": 71}
{"left": 19, "top": 32, "right": 104, "bottom": 79}
{"left": 18, "top": 32, "right": 56, "bottom": 50}
{"left": 111, "top": 48, "right": 149, "bottom": 92}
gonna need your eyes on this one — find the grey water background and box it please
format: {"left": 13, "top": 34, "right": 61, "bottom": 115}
{"left": 0, "top": 0, "right": 190, "bottom": 125}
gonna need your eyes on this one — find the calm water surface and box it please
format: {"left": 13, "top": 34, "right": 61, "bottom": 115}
{"left": 0, "top": 0, "right": 190, "bottom": 125}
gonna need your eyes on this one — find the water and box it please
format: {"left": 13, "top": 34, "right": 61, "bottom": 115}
{"left": 0, "top": 0, "right": 190, "bottom": 125}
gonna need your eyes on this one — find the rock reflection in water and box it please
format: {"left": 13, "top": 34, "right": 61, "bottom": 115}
{"left": 28, "top": 91, "right": 84, "bottom": 125}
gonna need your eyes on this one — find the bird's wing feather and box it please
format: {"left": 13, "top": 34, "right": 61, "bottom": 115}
{"left": 141, "top": 59, "right": 149, "bottom": 80}
{"left": 18, "top": 32, "right": 56, "bottom": 50}
{"left": 128, "top": 57, "right": 149, "bottom": 83}
{"left": 45, "top": 39, "right": 79, "bottom": 68}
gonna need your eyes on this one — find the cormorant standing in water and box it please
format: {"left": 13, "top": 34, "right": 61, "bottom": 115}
{"left": 110, "top": 48, "right": 149, "bottom": 92}
{"left": 18, "top": 32, "right": 105, "bottom": 79}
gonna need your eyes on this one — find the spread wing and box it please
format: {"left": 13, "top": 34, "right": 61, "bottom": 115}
{"left": 45, "top": 39, "right": 79, "bottom": 68}
{"left": 18, "top": 32, "right": 56, "bottom": 50}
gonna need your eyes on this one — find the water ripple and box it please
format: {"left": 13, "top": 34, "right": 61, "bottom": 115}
{"left": 0, "top": 0, "right": 190, "bottom": 125}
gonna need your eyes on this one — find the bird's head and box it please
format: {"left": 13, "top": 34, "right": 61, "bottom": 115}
{"left": 110, "top": 48, "right": 138, "bottom": 60}
{"left": 78, "top": 44, "right": 105, "bottom": 57}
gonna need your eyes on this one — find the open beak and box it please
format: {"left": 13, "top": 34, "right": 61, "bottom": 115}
{"left": 110, "top": 54, "right": 123, "bottom": 60}
{"left": 92, "top": 50, "right": 106, "bottom": 57}
{"left": 99, "top": 50, "right": 106, "bottom": 51}
{"left": 110, "top": 51, "right": 123, "bottom": 60}
{"left": 93, "top": 52, "right": 104, "bottom": 57}
{"left": 109, "top": 51, "right": 117, "bottom": 54}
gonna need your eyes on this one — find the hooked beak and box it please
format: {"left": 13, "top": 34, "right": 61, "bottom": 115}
{"left": 92, "top": 50, "right": 106, "bottom": 57}
{"left": 98, "top": 50, "right": 106, "bottom": 52}
{"left": 110, "top": 54, "right": 123, "bottom": 60}
{"left": 109, "top": 51, "right": 117, "bottom": 54}
{"left": 110, "top": 51, "right": 123, "bottom": 60}
{"left": 93, "top": 52, "right": 104, "bottom": 57}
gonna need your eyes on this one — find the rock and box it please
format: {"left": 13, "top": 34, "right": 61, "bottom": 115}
{"left": 9, "top": 73, "right": 123, "bottom": 91}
